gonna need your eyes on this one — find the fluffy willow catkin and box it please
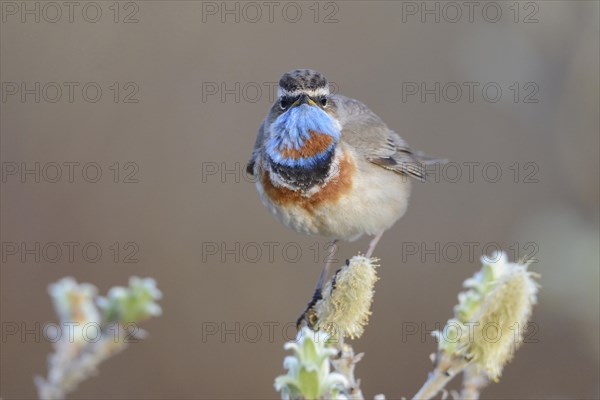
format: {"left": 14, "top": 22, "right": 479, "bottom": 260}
{"left": 36, "top": 277, "right": 163, "bottom": 400}
{"left": 315, "top": 256, "right": 379, "bottom": 339}
{"left": 435, "top": 252, "right": 539, "bottom": 380}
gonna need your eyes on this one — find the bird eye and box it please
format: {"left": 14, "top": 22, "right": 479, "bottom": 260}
{"left": 280, "top": 98, "right": 289, "bottom": 110}
{"left": 320, "top": 97, "right": 328, "bottom": 106}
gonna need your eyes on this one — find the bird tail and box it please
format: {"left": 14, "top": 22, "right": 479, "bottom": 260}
{"left": 413, "top": 150, "right": 448, "bottom": 165}
{"left": 412, "top": 151, "right": 448, "bottom": 182}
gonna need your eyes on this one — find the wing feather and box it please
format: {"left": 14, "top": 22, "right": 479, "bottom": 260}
{"left": 334, "top": 95, "right": 444, "bottom": 181}
{"left": 246, "top": 120, "right": 267, "bottom": 176}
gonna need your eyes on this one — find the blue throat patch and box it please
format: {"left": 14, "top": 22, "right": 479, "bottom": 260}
{"left": 266, "top": 104, "right": 340, "bottom": 169}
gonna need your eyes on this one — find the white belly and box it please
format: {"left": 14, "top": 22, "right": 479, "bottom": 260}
{"left": 256, "top": 148, "right": 411, "bottom": 241}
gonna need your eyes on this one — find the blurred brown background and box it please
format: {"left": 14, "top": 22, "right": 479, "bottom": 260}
{"left": 1, "top": 1, "right": 598, "bottom": 399}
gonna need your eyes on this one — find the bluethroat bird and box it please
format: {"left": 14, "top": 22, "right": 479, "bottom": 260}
{"left": 247, "top": 69, "right": 442, "bottom": 326}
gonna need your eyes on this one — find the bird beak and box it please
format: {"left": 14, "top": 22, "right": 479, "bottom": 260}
{"left": 291, "top": 94, "right": 317, "bottom": 107}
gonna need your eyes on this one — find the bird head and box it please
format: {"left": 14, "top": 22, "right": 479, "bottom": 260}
{"left": 265, "top": 69, "right": 341, "bottom": 169}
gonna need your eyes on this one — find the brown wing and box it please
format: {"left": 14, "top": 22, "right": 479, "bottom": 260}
{"left": 334, "top": 95, "right": 444, "bottom": 181}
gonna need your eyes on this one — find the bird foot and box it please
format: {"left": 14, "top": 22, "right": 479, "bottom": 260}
{"left": 296, "top": 287, "right": 323, "bottom": 330}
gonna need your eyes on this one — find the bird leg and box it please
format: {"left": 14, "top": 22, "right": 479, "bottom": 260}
{"left": 365, "top": 231, "right": 385, "bottom": 258}
{"left": 296, "top": 239, "right": 339, "bottom": 329}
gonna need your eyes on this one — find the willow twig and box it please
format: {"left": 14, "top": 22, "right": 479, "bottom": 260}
{"left": 460, "top": 364, "right": 489, "bottom": 400}
{"left": 412, "top": 352, "right": 470, "bottom": 400}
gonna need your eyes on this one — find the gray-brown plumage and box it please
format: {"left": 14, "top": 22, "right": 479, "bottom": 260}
{"left": 248, "top": 69, "right": 444, "bottom": 327}
{"left": 247, "top": 93, "right": 439, "bottom": 182}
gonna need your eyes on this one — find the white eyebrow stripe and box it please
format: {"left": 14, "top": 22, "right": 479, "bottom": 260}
{"left": 278, "top": 87, "right": 330, "bottom": 98}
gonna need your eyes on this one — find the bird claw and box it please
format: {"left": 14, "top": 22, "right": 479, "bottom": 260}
{"left": 296, "top": 287, "right": 323, "bottom": 330}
